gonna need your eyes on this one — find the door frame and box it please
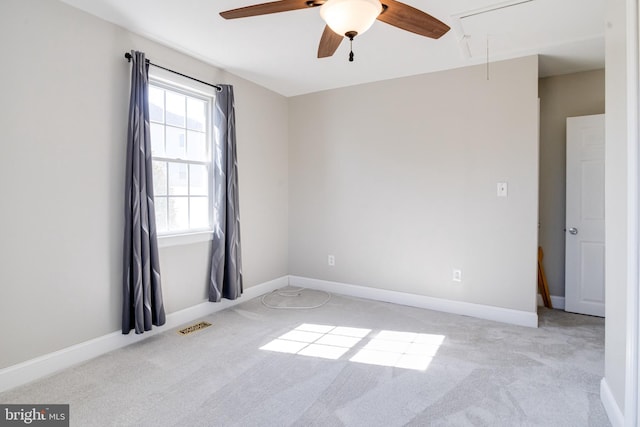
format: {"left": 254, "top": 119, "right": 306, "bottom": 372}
{"left": 625, "top": 0, "right": 639, "bottom": 425}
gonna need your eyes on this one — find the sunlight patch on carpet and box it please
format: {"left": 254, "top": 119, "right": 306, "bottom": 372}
{"left": 260, "top": 323, "right": 445, "bottom": 370}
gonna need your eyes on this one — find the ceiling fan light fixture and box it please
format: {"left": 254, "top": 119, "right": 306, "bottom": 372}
{"left": 320, "top": 0, "right": 382, "bottom": 37}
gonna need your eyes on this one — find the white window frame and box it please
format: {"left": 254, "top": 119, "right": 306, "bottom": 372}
{"left": 148, "top": 68, "right": 216, "bottom": 248}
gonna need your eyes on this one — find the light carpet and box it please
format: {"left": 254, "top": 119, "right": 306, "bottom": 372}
{"left": 0, "top": 289, "right": 609, "bottom": 426}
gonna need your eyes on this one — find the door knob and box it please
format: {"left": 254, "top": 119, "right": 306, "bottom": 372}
{"left": 568, "top": 227, "right": 578, "bottom": 235}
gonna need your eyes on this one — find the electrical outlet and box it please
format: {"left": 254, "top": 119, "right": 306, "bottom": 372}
{"left": 452, "top": 269, "right": 462, "bottom": 282}
{"left": 328, "top": 255, "right": 335, "bottom": 266}
{"left": 497, "top": 182, "right": 508, "bottom": 197}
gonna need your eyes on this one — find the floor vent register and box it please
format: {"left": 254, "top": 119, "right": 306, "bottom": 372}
{"left": 178, "top": 321, "right": 212, "bottom": 335}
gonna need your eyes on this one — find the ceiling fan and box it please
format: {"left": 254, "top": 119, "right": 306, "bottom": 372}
{"left": 220, "top": 0, "right": 450, "bottom": 61}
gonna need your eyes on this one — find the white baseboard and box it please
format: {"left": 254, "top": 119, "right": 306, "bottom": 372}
{"left": 536, "top": 294, "right": 566, "bottom": 310}
{"left": 0, "top": 276, "right": 287, "bottom": 393}
{"left": 600, "top": 378, "right": 624, "bottom": 427}
{"left": 289, "top": 276, "right": 538, "bottom": 328}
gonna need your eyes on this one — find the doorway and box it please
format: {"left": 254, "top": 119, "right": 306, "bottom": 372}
{"left": 537, "top": 71, "right": 605, "bottom": 310}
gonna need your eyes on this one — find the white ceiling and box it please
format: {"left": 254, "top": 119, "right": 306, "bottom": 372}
{"left": 58, "top": 0, "right": 605, "bottom": 97}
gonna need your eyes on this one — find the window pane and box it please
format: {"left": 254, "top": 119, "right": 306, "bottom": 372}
{"left": 149, "top": 86, "right": 164, "bottom": 123}
{"left": 155, "top": 197, "right": 168, "bottom": 233}
{"left": 187, "top": 130, "right": 207, "bottom": 161}
{"left": 190, "top": 164, "right": 209, "bottom": 196}
{"left": 187, "top": 97, "right": 206, "bottom": 131}
{"left": 149, "top": 80, "right": 213, "bottom": 236}
{"left": 168, "top": 197, "right": 188, "bottom": 231}
{"left": 150, "top": 123, "right": 165, "bottom": 157}
{"left": 168, "top": 162, "right": 188, "bottom": 195}
{"left": 190, "top": 197, "right": 209, "bottom": 229}
{"left": 165, "top": 91, "right": 185, "bottom": 127}
{"left": 152, "top": 161, "right": 167, "bottom": 196}
{"left": 166, "top": 126, "right": 186, "bottom": 159}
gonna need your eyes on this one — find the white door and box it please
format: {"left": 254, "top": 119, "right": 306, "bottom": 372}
{"left": 565, "top": 114, "right": 605, "bottom": 317}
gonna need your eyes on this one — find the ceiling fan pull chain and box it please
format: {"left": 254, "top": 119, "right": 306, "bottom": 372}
{"left": 346, "top": 31, "right": 357, "bottom": 62}
{"left": 349, "top": 39, "right": 354, "bottom": 62}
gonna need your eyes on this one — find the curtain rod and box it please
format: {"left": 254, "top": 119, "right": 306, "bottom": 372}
{"left": 124, "top": 52, "right": 222, "bottom": 92}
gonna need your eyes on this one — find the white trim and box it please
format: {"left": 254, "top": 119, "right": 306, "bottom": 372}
{"left": 602, "top": 378, "right": 625, "bottom": 427}
{"left": 551, "top": 295, "right": 566, "bottom": 310}
{"left": 536, "top": 294, "right": 566, "bottom": 310}
{"left": 290, "top": 276, "right": 538, "bottom": 328}
{"left": 158, "top": 231, "right": 212, "bottom": 248}
{"left": 626, "top": 0, "right": 640, "bottom": 425}
{"left": 149, "top": 67, "right": 216, "bottom": 98}
{"left": 0, "top": 276, "right": 287, "bottom": 393}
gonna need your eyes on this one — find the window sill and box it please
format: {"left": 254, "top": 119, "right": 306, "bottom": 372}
{"left": 158, "top": 231, "right": 213, "bottom": 248}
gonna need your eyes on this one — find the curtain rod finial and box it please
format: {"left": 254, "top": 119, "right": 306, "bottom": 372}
{"left": 124, "top": 52, "right": 132, "bottom": 62}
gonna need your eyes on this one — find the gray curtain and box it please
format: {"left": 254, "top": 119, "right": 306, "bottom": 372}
{"left": 209, "top": 85, "right": 243, "bottom": 302}
{"left": 122, "top": 50, "right": 166, "bottom": 334}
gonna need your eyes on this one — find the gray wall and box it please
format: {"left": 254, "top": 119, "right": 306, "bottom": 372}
{"left": 288, "top": 56, "right": 540, "bottom": 313}
{"left": 604, "top": 0, "right": 627, "bottom": 412}
{"left": 0, "top": 0, "right": 289, "bottom": 369}
{"left": 538, "top": 70, "right": 605, "bottom": 298}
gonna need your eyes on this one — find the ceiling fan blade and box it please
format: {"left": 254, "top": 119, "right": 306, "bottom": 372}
{"left": 377, "top": 0, "right": 450, "bottom": 39}
{"left": 220, "top": 0, "right": 315, "bottom": 19}
{"left": 318, "top": 25, "right": 343, "bottom": 58}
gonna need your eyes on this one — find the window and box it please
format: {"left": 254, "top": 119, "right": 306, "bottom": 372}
{"left": 148, "top": 75, "right": 214, "bottom": 238}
